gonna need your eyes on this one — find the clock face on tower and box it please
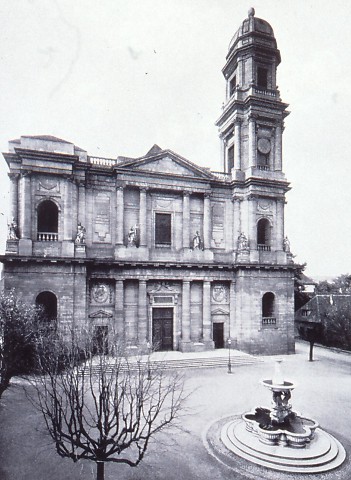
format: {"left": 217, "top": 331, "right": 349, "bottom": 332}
{"left": 257, "top": 138, "right": 271, "bottom": 154}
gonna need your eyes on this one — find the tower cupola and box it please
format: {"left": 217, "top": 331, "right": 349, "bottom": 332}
{"left": 216, "top": 8, "right": 289, "bottom": 176}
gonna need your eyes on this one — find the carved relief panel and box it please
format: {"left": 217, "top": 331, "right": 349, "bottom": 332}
{"left": 93, "top": 192, "right": 111, "bottom": 242}
{"left": 211, "top": 202, "right": 225, "bottom": 248}
{"left": 211, "top": 283, "right": 229, "bottom": 304}
{"left": 90, "top": 281, "right": 114, "bottom": 305}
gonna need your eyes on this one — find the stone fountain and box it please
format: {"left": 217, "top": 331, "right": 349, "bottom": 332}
{"left": 219, "top": 360, "right": 346, "bottom": 473}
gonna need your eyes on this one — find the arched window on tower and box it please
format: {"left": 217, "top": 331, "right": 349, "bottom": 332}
{"left": 262, "top": 292, "right": 276, "bottom": 326}
{"left": 257, "top": 218, "right": 271, "bottom": 251}
{"left": 36, "top": 291, "right": 57, "bottom": 325}
{"left": 37, "top": 200, "right": 59, "bottom": 241}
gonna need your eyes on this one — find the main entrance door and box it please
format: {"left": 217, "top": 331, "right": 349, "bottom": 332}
{"left": 152, "top": 307, "right": 173, "bottom": 351}
{"left": 213, "top": 323, "right": 224, "bottom": 349}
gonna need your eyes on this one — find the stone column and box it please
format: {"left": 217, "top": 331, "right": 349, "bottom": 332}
{"left": 203, "top": 281, "right": 212, "bottom": 343}
{"left": 9, "top": 173, "right": 19, "bottom": 225}
{"left": 220, "top": 135, "right": 226, "bottom": 172}
{"left": 275, "top": 123, "right": 282, "bottom": 171}
{"left": 248, "top": 116, "right": 256, "bottom": 168}
{"left": 116, "top": 186, "right": 124, "bottom": 245}
{"left": 233, "top": 198, "right": 241, "bottom": 249}
{"left": 181, "top": 280, "right": 191, "bottom": 344}
{"left": 63, "top": 179, "right": 72, "bottom": 241}
{"left": 276, "top": 199, "right": 284, "bottom": 251}
{"left": 138, "top": 280, "right": 148, "bottom": 345}
{"left": 115, "top": 280, "right": 124, "bottom": 340}
{"left": 183, "top": 191, "right": 190, "bottom": 249}
{"left": 234, "top": 120, "right": 241, "bottom": 170}
{"left": 203, "top": 193, "right": 211, "bottom": 250}
{"left": 139, "top": 188, "right": 147, "bottom": 247}
{"left": 77, "top": 181, "right": 86, "bottom": 229}
{"left": 229, "top": 280, "right": 235, "bottom": 344}
{"left": 248, "top": 197, "right": 257, "bottom": 250}
{"left": 20, "top": 172, "right": 31, "bottom": 239}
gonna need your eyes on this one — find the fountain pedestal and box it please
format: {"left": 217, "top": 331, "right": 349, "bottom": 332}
{"left": 216, "top": 360, "right": 346, "bottom": 473}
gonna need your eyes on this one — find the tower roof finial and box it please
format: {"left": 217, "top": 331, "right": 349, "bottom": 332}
{"left": 248, "top": 7, "right": 255, "bottom": 17}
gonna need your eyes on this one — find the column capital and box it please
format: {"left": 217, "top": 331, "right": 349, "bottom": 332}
{"left": 183, "top": 190, "right": 192, "bottom": 197}
{"left": 8, "top": 173, "right": 19, "bottom": 181}
{"left": 139, "top": 186, "right": 148, "bottom": 193}
{"left": 20, "top": 170, "right": 32, "bottom": 178}
{"left": 116, "top": 184, "right": 125, "bottom": 191}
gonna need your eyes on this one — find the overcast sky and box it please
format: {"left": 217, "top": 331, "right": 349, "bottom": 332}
{"left": 0, "top": 0, "right": 350, "bottom": 280}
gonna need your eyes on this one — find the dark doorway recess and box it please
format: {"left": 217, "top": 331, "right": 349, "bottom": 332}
{"left": 152, "top": 307, "right": 173, "bottom": 351}
{"left": 93, "top": 326, "right": 108, "bottom": 355}
{"left": 36, "top": 291, "right": 57, "bottom": 322}
{"left": 213, "top": 322, "right": 224, "bottom": 349}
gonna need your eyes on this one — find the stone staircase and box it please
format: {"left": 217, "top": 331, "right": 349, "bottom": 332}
{"left": 86, "top": 352, "right": 262, "bottom": 375}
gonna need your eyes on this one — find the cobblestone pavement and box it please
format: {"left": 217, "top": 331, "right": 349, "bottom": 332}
{"left": 0, "top": 340, "right": 350, "bottom": 480}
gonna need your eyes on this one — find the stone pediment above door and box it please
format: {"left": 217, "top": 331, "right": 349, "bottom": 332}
{"left": 88, "top": 309, "right": 113, "bottom": 319}
{"left": 211, "top": 307, "right": 229, "bottom": 316}
{"left": 119, "top": 148, "right": 214, "bottom": 180}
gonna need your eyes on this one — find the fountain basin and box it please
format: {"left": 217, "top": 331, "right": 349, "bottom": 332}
{"left": 242, "top": 407, "right": 319, "bottom": 448}
{"left": 261, "top": 379, "right": 296, "bottom": 391}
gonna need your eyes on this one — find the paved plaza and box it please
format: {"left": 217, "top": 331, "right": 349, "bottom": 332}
{"left": 0, "top": 341, "right": 350, "bottom": 480}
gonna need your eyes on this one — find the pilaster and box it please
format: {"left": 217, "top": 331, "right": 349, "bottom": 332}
{"left": 248, "top": 116, "right": 256, "bottom": 168}
{"left": 182, "top": 191, "right": 190, "bottom": 249}
{"left": 203, "top": 193, "right": 211, "bottom": 250}
{"left": 116, "top": 186, "right": 124, "bottom": 246}
{"left": 138, "top": 279, "right": 148, "bottom": 345}
{"left": 139, "top": 188, "right": 147, "bottom": 247}
{"left": 179, "top": 280, "right": 191, "bottom": 351}
{"left": 203, "top": 280, "right": 214, "bottom": 349}
{"left": 115, "top": 279, "right": 124, "bottom": 340}
{"left": 18, "top": 172, "right": 32, "bottom": 255}
{"left": 8, "top": 173, "right": 19, "bottom": 224}
{"left": 275, "top": 123, "right": 282, "bottom": 171}
{"left": 234, "top": 119, "right": 242, "bottom": 170}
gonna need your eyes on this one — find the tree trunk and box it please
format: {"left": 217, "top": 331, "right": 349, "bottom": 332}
{"left": 96, "top": 461, "right": 105, "bottom": 480}
{"left": 309, "top": 341, "right": 314, "bottom": 362}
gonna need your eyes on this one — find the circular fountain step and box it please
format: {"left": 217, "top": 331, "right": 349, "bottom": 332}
{"left": 221, "top": 418, "right": 346, "bottom": 473}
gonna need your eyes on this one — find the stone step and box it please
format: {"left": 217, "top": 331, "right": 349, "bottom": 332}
{"left": 87, "top": 355, "right": 261, "bottom": 375}
{"left": 221, "top": 418, "right": 346, "bottom": 473}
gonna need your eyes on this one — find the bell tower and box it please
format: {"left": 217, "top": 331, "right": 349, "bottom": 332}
{"left": 216, "top": 7, "right": 289, "bottom": 177}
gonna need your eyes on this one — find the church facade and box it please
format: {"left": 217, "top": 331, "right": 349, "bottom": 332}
{"left": 1, "top": 10, "right": 296, "bottom": 355}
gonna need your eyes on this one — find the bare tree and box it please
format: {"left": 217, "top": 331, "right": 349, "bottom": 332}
{"left": 0, "top": 290, "right": 40, "bottom": 398}
{"left": 27, "top": 332, "right": 186, "bottom": 480}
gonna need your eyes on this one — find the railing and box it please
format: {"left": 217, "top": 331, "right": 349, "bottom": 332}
{"left": 257, "top": 244, "right": 271, "bottom": 251}
{"left": 212, "top": 171, "right": 232, "bottom": 182}
{"left": 89, "top": 156, "right": 116, "bottom": 167}
{"left": 253, "top": 86, "right": 278, "bottom": 97}
{"left": 37, "top": 232, "right": 58, "bottom": 241}
{"left": 257, "top": 165, "right": 270, "bottom": 171}
{"left": 262, "top": 317, "right": 276, "bottom": 326}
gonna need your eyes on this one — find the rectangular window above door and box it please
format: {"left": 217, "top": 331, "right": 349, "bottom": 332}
{"left": 155, "top": 213, "right": 172, "bottom": 247}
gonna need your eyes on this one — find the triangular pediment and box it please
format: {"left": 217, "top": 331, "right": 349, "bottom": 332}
{"left": 88, "top": 310, "right": 113, "bottom": 319}
{"left": 211, "top": 308, "right": 229, "bottom": 315}
{"left": 119, "top": 149, "right": 214, "bottom": 180}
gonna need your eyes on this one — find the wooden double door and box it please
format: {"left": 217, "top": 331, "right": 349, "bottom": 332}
{"left": 152, "top": 307, "right": 173, "bottom": 351}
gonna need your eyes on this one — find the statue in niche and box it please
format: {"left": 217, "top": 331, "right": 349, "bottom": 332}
{"left": 237, "top": 232, "right": 249, "bottom": 251}
{"left": 192, "top": 231, "right": 202, "bottom": 250}
{"left": 75, "top": 222, "right": 86, "bottom": 244}
{"left": 7, "top": 219, "right": 18, "bottom": 240}
{"left": 283, "top": 236, "right": 291, "bottom": 253}
{"left": 128, "top": 224, "right": 139, "bottom": 247}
